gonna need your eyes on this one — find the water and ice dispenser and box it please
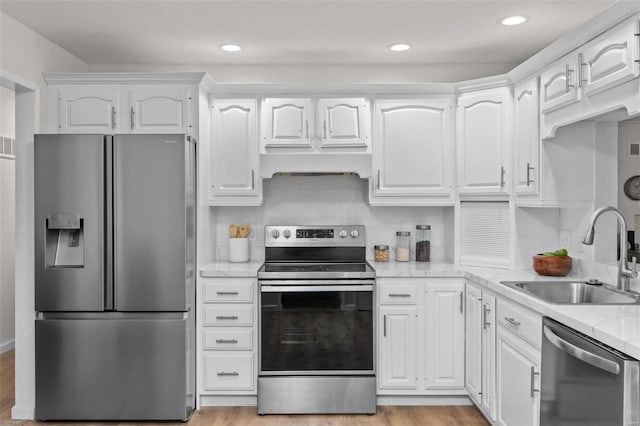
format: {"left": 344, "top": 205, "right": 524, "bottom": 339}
{"left": 45, "top": 213, "right": 84, "bottom": 268}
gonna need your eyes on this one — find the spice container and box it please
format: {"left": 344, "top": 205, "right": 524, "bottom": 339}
{"left": 395, "top": 231, "right": 411, "bottom": 262}
{"left": 415, "top": 225, "right": 431, "bottom": 262}
{"left": 374, "top": 245, "right": 390, "bottom": 262}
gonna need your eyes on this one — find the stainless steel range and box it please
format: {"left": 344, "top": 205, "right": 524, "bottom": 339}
{"left": 257, "top": 225, "right": 376, "bottom": 415}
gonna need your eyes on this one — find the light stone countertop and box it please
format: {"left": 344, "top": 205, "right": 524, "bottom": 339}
{"left": 199, "top": 260, "right": 640, "bottom": 359}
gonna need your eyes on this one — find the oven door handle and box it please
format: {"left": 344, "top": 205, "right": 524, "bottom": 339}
{"left": 261, "top": 285, "right": 373, "bottom": 293}
{"left": 543, "top": 325, "right": 620, "bottom": 375}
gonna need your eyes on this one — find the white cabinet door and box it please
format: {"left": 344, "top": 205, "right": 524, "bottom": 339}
{"left": 514, "top": 78, "right": 540, "bottom": 195}
{"left": 457, "top": 88, "right": 510, "bottom": 194}
{"left": 128, "top": 86, "right": 191, "bottom": 134}
{"left": 379, "top": 306, "right": 418, "bottom": 389}
{"left": 581, "top": 17, "right": 640, "bottom": 97}
{"left": 540, "top": 56, "right": 580, "bottom": 114}
{"left": 210, "top": 99, "right": 260, "bottom": 202}
{"left": 480, "top": 293, "right": 497, "bottom": 422}
{"left": 497, "top": 327, "right": 540, "bottom": 426}
{"left": 318, "top": 98, "right": 369, "bottom": 147}
{"left": 57, "top": 85, "right": 120, "bottom": 133}
{"left": 464, "top": 283, "right": 482, "bottom": 405}
{"left": 261, "top": 98, "right": 312, "bottom": 148}
{"left": 372, "top": 99, "right": 454, "bottom": 198}
{"left": 425, "top": 281, "right": 464, "bottom": 389}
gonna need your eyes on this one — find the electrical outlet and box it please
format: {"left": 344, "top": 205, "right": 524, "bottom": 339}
{"left": 249, "top": 228, "right": 257, "bottom": 241}
{"left": 560, "top": 230, "right": 571, "bottom": 249}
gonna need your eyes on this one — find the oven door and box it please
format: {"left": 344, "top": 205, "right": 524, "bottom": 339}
{"left": 259, "top": 280, "right": 374, "bottom": 376}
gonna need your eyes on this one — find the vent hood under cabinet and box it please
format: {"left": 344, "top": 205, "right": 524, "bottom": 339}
{"left": 259, "top": 152, "right": 372, "bottom": 179}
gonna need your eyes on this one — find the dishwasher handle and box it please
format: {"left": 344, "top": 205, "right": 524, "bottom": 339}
{"left": 543, "top": 325, "right": 620, "bottom": 375}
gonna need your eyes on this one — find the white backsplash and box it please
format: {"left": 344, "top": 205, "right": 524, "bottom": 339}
{"left": 214, "top": 174, "right": 451, "bottom": 262}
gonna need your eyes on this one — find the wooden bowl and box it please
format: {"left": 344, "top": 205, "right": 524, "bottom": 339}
{"left": 532, "top": 254, "right": 572, "bottom": 276}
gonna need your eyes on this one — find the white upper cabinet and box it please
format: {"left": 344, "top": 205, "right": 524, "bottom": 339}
{"left": 457, "top": 87, "right": 511, "bottom": 195}
{"left": 209, "top": 99, "right": 261, "bottom": 205}
{"left": 261, "top": 97, "right": 369, "bottom": 151}
{"left": 57, "top": 85, "right": 121, "bottom": 133}
{"left": 513, "top": 78, "right": 540, "bottom": 195}
{"left": 581, "top": 17, "right": 640, "bottom": 96}
{"left": 370, "top": 98, "right": 454, "bottom": 204}
{"left": 317, "top": 98, "right": 369, "bottom": 147}
{"left": 540, "top": 15, "right": 640, "bottom": 138}
{"left": 261, "top": 98, "right": 312, "bottom": 148}
{"left": 128, "top": 85, "right": 191, "bottom": 134}
{"left": 540, "top": 56, "right": 580, "bottom": 114}
{"left": 47, "top": 75, "right": 199, "bottom": 135}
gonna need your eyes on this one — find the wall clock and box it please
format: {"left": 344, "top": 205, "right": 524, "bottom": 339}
{"left": 623, "top": 175, "right": 640, "bottom": 200}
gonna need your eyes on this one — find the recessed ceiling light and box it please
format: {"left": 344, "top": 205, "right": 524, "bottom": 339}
{"left": 388, "top": 43, "right": 412, "bottom": 52}
{"left": 220, "top": 43, "right": 243, "bottom": 52}
{"left": 499, "top": 16, "right": 527, "bottom": 26}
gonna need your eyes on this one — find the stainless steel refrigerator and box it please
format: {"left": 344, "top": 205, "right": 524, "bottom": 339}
{"left": 34, "top": 134, "right": 196, "bottom": 421}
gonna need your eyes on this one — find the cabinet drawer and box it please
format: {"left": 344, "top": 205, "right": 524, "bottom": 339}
{"left": 203, "top": 280, "right": 254, "bottom": 303}
{"left": 203, "top": 352, "right": 254, "bottom": 390}
{"left": 203, "top": 306, "right": 253, "bottom": 327}
{"left": 379, "top": 283, "right": 418, "bottom": 304}
{"left": 497, "top": 299, "right": 542, "bottom": 348}
{"left": 203, "top": 328, "right": 253, "bottom": 350}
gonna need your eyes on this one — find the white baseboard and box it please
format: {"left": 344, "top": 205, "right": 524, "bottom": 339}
{"left": 200, "top": 395, "right": 257, "bottom": 406}
{"left": 377, "top": 395, "right": 472, "bottom": 406}
{"left": 0, "top": 339, "right": 15, "bottom": 354}
{"left": 11, "top": 405, "right": 34, "bottom": 420}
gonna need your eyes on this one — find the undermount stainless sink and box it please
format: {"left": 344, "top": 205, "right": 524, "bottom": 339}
{"left": 500, "top": 280, "right": 640, "bottom": 305}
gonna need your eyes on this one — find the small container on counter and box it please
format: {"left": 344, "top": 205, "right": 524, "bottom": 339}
{"left": 415, "top": 225, "right": 431, "bottom": 262}
{"left": 395, "top": 231, "right": 411, "bottom": 262}
{"left": 374, "top": 245, "right": 390, "bottom": 262}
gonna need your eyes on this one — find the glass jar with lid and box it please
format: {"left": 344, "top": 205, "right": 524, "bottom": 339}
{"left": 415, "top": 225, "right": 431, "bottom": 262}
{"left": 374, "top": 245, "right": 389, "bottom": 262}
{"left": 395, "top": 231, "right": 411, "bottom": 262}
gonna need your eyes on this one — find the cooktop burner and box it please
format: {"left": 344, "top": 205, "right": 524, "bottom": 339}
{"left": 262, "top": 263, "right": 370, "bottom": 273}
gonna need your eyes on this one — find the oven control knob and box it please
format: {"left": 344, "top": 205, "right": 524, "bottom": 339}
{"left": 339, "top": 229, "right": 347, "bottom": 238}
{"left": 271, "top": 229, "right": 280, "bottom": 239}
{"left": 283, "top": 230, "right": 291, "bottom": 239}
{"left": 350, "top": 229, "right": 360, "bottom": 238}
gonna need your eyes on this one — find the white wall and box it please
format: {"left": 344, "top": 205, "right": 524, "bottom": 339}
{"left": 213, "top": 175, "right": 452, "bottom": 262}
{"left": 0, "top": 11, "right": 87, "bottom": 130}
{"left": 0, "top": 86, "right": 16, "bottom": 352}
{"left": 88, "top": 63, "right": 511, "bottom": 84}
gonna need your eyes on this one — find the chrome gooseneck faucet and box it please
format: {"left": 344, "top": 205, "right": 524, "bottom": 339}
{"left": 582, "top": 206, "right": 638, "bottom": 291}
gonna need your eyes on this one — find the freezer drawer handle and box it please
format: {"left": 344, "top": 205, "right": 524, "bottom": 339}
{"left": 216, "top": 291, "right": 240, "bottom": 296}
{"left": 543, "top": 325, "right": 620, "bottom": 375}
{"left": 216, "top": 315, "right": 239, "bottom": 320}
{"left": 217, "top": 371, "right": 239, "bottom": 376}
{"left": 216, "top": 339, "right": 238, "bottom": 344}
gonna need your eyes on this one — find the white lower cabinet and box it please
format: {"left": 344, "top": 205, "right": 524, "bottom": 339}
{"left": 465, "top": 281, "right": 497, "bottom": 421}
{"left": 496, "top": 299, "right": 541, "bottom": 426}
{"left": 377, "top": 277, "right": 465, "bottom": 395}
{"left": 200, "top": 278, "right": 257, "bottom": 395}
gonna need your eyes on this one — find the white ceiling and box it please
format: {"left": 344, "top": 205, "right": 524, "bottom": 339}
{"left": 0, "top": 0, "right": 617, "bottom": 68}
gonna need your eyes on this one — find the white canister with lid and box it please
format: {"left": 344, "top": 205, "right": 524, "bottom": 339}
{"left": 395, "top": 231, "right": 411, "bottom": 262}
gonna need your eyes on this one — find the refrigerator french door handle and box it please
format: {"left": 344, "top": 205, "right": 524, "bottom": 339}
{"left": 105, "top": 136, "right": 114, "bottom": 311}
{"left": 105, "top": 136, "right": 117, "bottom": 311}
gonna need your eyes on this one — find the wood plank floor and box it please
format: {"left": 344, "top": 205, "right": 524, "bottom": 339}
{"left": 1, "top": 350, "right": 489, "bottom": 425}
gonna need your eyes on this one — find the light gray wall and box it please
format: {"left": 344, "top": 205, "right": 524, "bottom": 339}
{"left": 619, "top": 120, "right": 640, "bottom": 247}
{"left": 88, "top": 63, "right": 512, "bottom": 83}
{"left": 0, "top": 11, "right": 87, "bottom": 131}
{"left": 0, "top": 86, "right": 15, "bottom": 351}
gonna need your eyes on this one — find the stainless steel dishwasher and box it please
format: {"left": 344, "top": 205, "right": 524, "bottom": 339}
{"left": 541, "top": 317, "right": 640, "bottom": 426}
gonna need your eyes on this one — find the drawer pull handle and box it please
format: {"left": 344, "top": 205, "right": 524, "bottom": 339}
{"left": 483, "top": 305, "right": 491, "bottom": 329}
{"left": 215, "top": 339, "right": 238, "bottom": 344}
{"left": 505, "top": 317, "right": 521, "bottom": 327}
{"left": 216, "top": 315, "right": 239, "bottom": 320}
{"left": 216, "top": 291, "right": 240, "bottom": 296}
{"left": 388, "top": 293, "right": 411, "bottom": 297}
{"left": 217, "top": 371, "right": 239, "bottom": 377}
{"left": 530, "top": 367, "right": 540, "bottom": 398}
